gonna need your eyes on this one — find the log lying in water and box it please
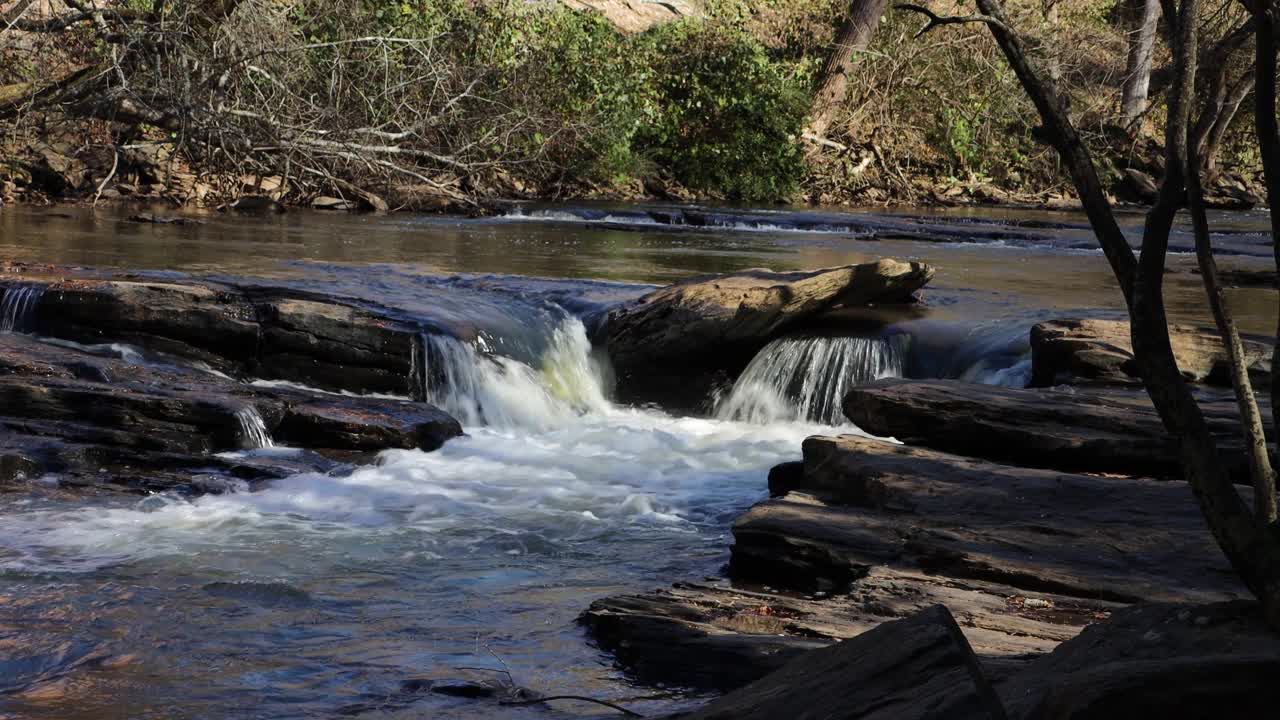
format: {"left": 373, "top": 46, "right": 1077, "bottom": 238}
{"left": 603, "top": 260, "right": 933, "bottom": 406}
{"left": 842, "top": 379, "right": 1269, "bottom": 479}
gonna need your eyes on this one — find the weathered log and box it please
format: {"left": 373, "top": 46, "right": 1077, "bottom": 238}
{"left": 604, "top": 261, "right": 933, "bottom": 405}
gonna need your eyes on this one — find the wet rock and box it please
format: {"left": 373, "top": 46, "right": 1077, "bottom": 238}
{"left": 0, "top": 332, "right": 459, "bottom": 495}
{"left": 997, "top": 601, "right": 1280, "bottom": 719}
{"left": 30, "top": 278, "right": 260, "bottom": 371}
{"left": 605, "top": 261, "right": 933, "bottom": 404}
{"left": 253, "top": 296, "right": 420, "bottom": 396}
{"left": 678, "top": 605, "right": 1006, "bottom": 720}
{"left": 1, "top": 270, "right": 428, "bottom": 396}
{"left": 311, "top": 196, "right": 356, "bottom": 211}
{"left": 843, "top": 379, "right": 1269, "bottom": 479}
{"left": 734, "top": 436, "right": 1244, "bottom": 604}
{"left": 1030, "top": 317, "right": 1272, "bottom": 387}
{"left": 203, "top": 581, "right": 313, "bottom": 608}
{"left": 278, "top": 399, "right": 461, "bottom": 451}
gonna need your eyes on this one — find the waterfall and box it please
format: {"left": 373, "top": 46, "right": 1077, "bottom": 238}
{"left": 235, "top": 407, "right": 274, "bottom": 449}
{"left": 415, "top": 317, "right": 609, "bottom": 429}
{"left": 0, "top": 286, "right": 44, "bottom": 333}
{"left": 716, "top": 335, "right": 909, "bottom": 424}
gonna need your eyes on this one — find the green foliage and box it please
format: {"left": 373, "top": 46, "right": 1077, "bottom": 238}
{"left": 635, "top": 22, "right": 808, "bottom": 201}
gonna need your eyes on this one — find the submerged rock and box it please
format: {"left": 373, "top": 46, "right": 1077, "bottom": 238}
{"left": 604, "top": 260, "right": 933, "bottom": 405}
{"left": 1030, "top": 317, "right": 1272, "bottom": 387}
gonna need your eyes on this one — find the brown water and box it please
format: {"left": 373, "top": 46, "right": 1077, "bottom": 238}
{"left": 0, "top": 201, "right": 1273, "bottom": 719}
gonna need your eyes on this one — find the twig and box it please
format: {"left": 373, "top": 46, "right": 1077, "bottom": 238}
{"left": 500, "top": 695, "right": 644, "bottom": 717}
{"left": 92, "top": 147, "right": 118, "bottom": 207}
{"left": 895, "top": 4, "right": 1011, "bottom": 38}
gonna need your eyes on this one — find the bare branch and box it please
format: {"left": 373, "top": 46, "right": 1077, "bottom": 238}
{"left": 895, "top": 4, "right": 1011, "bottom": 39}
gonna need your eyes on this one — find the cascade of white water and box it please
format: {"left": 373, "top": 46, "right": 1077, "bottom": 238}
{"left": 716, "top": 335, "right": 909, "bottom": 424}
{"left": 0, "top": 286, "right": 44, "bottom": 333}
{"left": 416, "top": 317, "right": 609, "bottom": 429}
{"left": 235, "top": 406, "right": 274, "bottom": 449}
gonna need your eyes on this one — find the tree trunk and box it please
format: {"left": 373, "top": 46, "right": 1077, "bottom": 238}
{"left": 961, "top": 0, "right": 1280, "bottom": 631}
{"left": 806, "top": 0, "right": 889, "bottom": 140}
{"left": 1121, "top": 0, "right": 1163, "bottom": 131}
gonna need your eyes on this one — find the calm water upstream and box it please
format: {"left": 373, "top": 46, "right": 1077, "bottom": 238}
{"left": 0, "top": 202, "right": 1273, "bottom": 719}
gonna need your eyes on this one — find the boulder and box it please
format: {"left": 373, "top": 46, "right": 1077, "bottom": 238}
{"left": 278, "top": 399, "right": 461, "bottom": 452}
{"left": 843, "top": 379, "right": 1269, "bottom": 479}
{"left": 253, "top": 296, "right": 420, "bottom": 396}
{"left": 1030, "top": 317, "right": 1272, "bottom": 387}
{"left": 605, "top": 261, "right": 933, "bottom": 404}
{"left": 677, "top": 605, "right": 1007, "bottom": 720}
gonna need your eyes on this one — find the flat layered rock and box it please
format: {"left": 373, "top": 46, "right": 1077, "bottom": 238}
{"left": 733, "top": 437, "right": 1244, "bottom": 605}
{"left": 604, "top": 261, "right": 933, "bottom": 403}
{"left": 582, "top": 567, "right": 1105, "bottom": 690}
{"left": 843, "top": 379, "right": 1267, "bottom": 478}
{"left": 1, "top": 272, "right": 429, "bottom": 396}
{"left": 0, "top": 332, "right": 461, "bottom": 494}
{"left": 584, "top": 435, "right": 1246, "bottom": 691}
{"left": 1030, "top": 317, "right": 1272, "bottom": 387}
{"left": 678, "top": 605, "right": 1007, "bottom": 720}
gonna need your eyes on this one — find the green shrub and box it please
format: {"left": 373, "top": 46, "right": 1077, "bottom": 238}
{"left": 635, "top": 22, "right": 809, "bottom": 201}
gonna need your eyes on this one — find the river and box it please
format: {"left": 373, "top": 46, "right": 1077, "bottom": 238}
{"left": 0, "top": 202, "right": 1273, "bottom": 718}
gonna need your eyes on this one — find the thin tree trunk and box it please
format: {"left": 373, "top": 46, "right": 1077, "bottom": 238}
{"left": 966, "top": 0, "right": 1280, "bottom": 630}
{"left": 1200, "top": 70, "right": 1256, "bottom": 175}
{"left": 806, "top": 0, "right": 889, "bottom": 140}
{"left": 1254, "top": 0, "right": 1280, "bottom": 526}
{"left": 1121, "top": 0, "right": 1163, "bottom": 130}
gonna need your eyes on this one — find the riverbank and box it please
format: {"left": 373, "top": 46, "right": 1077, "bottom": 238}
{"left": 1, "top": 1, "right": 1267, "bottom": 213}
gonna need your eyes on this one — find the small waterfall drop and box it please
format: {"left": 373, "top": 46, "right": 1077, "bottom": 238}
{"left": 415, "top": 317, "right": 609, "bottom": 429}
{"left": 235, "top": 406, "right": 274, "bottom": 449}
{"left": 716, "top": 335, "right": 908, "bottom": 424}
{"left": 0, "top": 286, "right": 44, "bottom": 333}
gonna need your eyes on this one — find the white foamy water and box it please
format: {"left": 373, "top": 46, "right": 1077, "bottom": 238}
{"left": 717, "top": 335, "right": 908, "bottom": 424}
{"left": 415, "top": 318, "right": 610, "bottom": 430}
{"left": 0, "top": 411, "right": 845, "bottom": 574}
